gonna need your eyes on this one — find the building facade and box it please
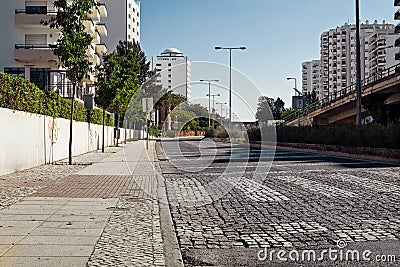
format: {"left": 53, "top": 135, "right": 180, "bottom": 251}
{"left": 102, "top": 0, "right": 140, "bottom": 52}
{"left": 0, "top": 0, "right": 108, "bottom": 99}
{"left": 153, "top": 48, "right": 192, "bottom": 101}
{"left": 303, "top": 21, "right": 397, "bottom": 100}
{"left": 301, "top": 60, "right": 322, "bottom": 99}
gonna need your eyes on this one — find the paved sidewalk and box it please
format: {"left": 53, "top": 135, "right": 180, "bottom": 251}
{"left": 0, "top": 140, "right": 180, "bottom": 267}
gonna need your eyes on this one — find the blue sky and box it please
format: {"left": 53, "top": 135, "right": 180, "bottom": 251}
{"left": 140, "top": 0, "right": 396, "bottom": 120}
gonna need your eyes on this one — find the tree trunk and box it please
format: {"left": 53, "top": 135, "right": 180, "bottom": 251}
{"left": 102, "top": 108, "right": 105, "bottom": 153}
{"left": 68, "top": 83, "right": 76, "bottom": 165}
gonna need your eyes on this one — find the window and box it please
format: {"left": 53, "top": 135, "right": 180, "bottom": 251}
{"left": 156, "top": 63, "right": 161, "bottom": 66}
{"left": 128, "top": 14, "right": 131, "bottom": 19}
{"left": 26, "top": 5, "right": 47, "bottom": 14}
{"left": 128, "top": 35, "right": 131, "bottom": 39}
{"left": 168, "top": 80, "right": 171, "bottom": 83}
{"left": 4, "top": 68, "right": 25, "bottom": 78}
{"left": 128, "top": 24, "right": 131, "bottom": 29}
{"left": 168, "top": 63, "right": 172, "bottom": 66}
{"left": 30, "top": 68, "right": 50, "bottom": 90}
{"left": 129, "top": 3, "right": 131, "bottom": 8}
{"left": 168, "top": 74, "right": 171, "bottom": 78}
{"left": 25, "top": 34, "right": 47, "bottom": 45}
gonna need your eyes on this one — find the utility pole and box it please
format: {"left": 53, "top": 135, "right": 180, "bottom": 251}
{"left": 355, "top": 0, "right": 362, "bottom": 127}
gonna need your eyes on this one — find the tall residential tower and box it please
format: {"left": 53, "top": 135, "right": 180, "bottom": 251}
{"left": 153, "top": 48, "right": 191, "bottom": 101}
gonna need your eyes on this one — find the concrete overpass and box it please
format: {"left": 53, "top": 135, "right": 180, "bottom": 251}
{"left": 284, "top": 63, "right": 400, "bottom": 126}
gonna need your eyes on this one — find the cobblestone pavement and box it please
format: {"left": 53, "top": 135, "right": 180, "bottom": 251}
{"left": 0, "top": 148, "right": 119, "bottom": 210}
{"left": 87, "top": 141, "right": 166, "bottom": 267}
{"left": 157, "top": 139, "right": 400, "bottom": 266}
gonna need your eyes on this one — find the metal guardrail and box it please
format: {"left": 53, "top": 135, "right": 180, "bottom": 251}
{"left": 282, "top": 62, "right": 400, "bottom": 123}
{"left": 15, "top": 44, "right": 57, "bottom": 49}
{"left": 15, "top": 9, "right": 57, "bottom": 15}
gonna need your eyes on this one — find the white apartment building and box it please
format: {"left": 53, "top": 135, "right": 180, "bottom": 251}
{"left": 304, "top": 21, "right": 397, "bottom": 99}
{"left": 102, "top": 0, "right": 140, "bottom": 52}
{"left": 153, "top": 48, "right": 191, "bottom": 101}
{"left": 0, "top": 0, "right": 107, "bottom": 98}
{"left": 301, "top": 60, "right": 322, "bottom": 99}
{"left": 368, "top": 32, "right": 398, "bottom": 74}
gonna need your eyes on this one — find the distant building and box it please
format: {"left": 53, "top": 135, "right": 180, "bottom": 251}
{"left": 102, "top": 0, "right": 140, "bottom": 52}
{"left": 153, "top": 48, "right": 191, "bottom": 101}
{"left": 301, "top": 60, "right": 322, "bottom": 99}
{"left": 302, "top": 21, "right": 398, "bottom": 100}
{"left": 0, "top": 0, "right": 108, "bottom": 99}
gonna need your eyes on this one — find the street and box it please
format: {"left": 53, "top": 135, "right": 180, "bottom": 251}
{"left": 157, "top": 138, "right": 400, "bottom": 266}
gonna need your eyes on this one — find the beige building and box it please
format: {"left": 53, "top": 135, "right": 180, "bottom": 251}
{"left": 303, "top": 21, "right": 398, "bottom": 100}
{"left": 0, "top": 0, "right": 108, "bottom": 99}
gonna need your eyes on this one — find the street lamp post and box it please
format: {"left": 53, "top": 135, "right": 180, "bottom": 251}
{"left": 355, "top": 0, "right": 362, "bottom": 127}
{"left": 200, "top": 79, "right": 219, "bottom": 130}
{"left": 216, "top": 102, "right": 227, "bottom": 124}
{"left": 215, "top": 46, "right": 246, "bottom": 126}
{"left": 287, "top": 77, "right": 302, "bottom": 127}
{"left": 206, "top": 93, "right": 220, "bottom": 128}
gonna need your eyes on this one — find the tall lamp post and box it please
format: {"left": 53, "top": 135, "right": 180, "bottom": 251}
{"left": 287, "top": 77, "right": 302, "bottom": 127}
{"left": 206, "top": 93, "right": 220, "bottom": 128}
{"left": 216, "top": 102, "right": 227, "bottom": 124}
{"left": 200, "top": 79, "right": 219, "bottom": 129}
{"left": 355, "top": 0, "right": 362, "bottom": 127}
{"left": 215, "top": 46, "right": 246, "bottom": 126}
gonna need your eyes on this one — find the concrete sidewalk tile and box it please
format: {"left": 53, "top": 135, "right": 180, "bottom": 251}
{"left": 46, "top": 214, "right": 110, "bottom": 222}
{"left": 0, "top": 227, "right": 37, "bottom": 236}
{"left": 0, "top": 236, "right": 25, "bottom": 245}
{"left": 52, "top": 210, "right": 112, "bottom": 216}
{"left": 24, "top": 197, "right": 71, "bottom": 201}
{"left": 13, "top": 199, "right": 69, "bottom": 206}
{"left": 18, "top": 235, "right": 99, "bottom": 245}
{"left": 0, "top": 245, "right": 13, "bottom": 256}
{"left": 57, "top": 205, "right": 114, "bottom": 211}
{"left": 0, "top": 220, "right": 42, "bottom": 229}
{"left": 0, "top": 214, "right": 49, "bottom": 221}
{"left": 0, "top": 256, "right": 88, "bottom": 267}
{"left": 0, "top": 209, "right": 56, "bottom": 215}
{"left": 3, "top": 244, "right": 94, "bottom": 257}
{"left": 38, "top": 221, "right": 107, "bottom": 229}
{"left": 31, "top": 227, "right": 103, "bottom": 237}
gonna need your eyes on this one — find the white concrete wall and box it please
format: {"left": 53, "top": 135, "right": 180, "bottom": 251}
{"left": 0, "top": 107, "right": 142, "bottom": 176}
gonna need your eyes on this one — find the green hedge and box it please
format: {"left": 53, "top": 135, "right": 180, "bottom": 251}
{"left": 247, "top": 125, "right": 400, "bottom": 149}
{"left": 0, "top": 73, "right": 113, "bottom": 126}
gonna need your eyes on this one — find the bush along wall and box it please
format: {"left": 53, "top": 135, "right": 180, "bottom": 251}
{"left": 247, "top": 125, "right": 400, "bottom": 149}
{"left": 0, "top": 73, "right": 113, "bottom": 126}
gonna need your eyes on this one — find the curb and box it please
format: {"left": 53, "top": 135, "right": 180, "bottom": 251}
{"left": 152, "top": 141, "right": 184, "bottom": 267}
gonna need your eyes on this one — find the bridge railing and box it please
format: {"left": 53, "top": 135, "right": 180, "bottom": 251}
{"left": 282, "top": 63, "right": 400, "bottom": 123}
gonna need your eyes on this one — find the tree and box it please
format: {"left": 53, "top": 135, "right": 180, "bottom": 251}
{"left": 255, "top": 96, "right": 274, "bottom": 123}
{"left": 158, "top": 91, "right": 186, "bottom": 131}
{"left": 255, "top": 96, "right": 286, "bottom": 122}
{"left": 95, "top": 53, "right": 120, "bottom": 152}
{"left": 96, "top": 40, "right": 152, "bottom": 144}
{"left": 42, "top": 0, "right": 96, "bottom": 164}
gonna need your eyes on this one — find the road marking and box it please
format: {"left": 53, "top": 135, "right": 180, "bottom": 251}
{"left": 222, "top": 177, "right": 290, "bottom": 202}
{"left": 276, "top": 175, "right": 357, "bottom": 198}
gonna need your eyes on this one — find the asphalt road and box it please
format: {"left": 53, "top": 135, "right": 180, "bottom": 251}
{"left": 156, "top": 138, "right": 400, "bottom": 267}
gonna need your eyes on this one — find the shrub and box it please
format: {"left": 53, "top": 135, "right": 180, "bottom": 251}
{"left": 0, "top": 73, "right": 113, "bottom": 126}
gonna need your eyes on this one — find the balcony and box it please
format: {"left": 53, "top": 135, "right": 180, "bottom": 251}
{"left": 98, "top": 3, "right": 107, "bottom": 18}
{"left": 14, "top": 10, "right": 57, "bottom": 28}
{"left": 86, "top": 44, "right": 95, "bottom": 58}
{"left": 14, "top": 44, "right": 58, "bottom": 62}
{"left": 95, "top": 23, "right": 107, "bottom": 37}
{"left": 95, "top": 43, "right": 107, "bottom": 55}
{"left": 83, "top": 19, "right": 95, "bottom": 34}
{"left": 89, "top": 53, "right": 100, "bottom": 65}
{"left": 395, "top": 52, "right": 400, "bottom": 61}
{"left": 88, "top": 6, "right": 100, "bottom": 22}
{"left": 91, "top": 31, "right": 100, "bottom": 44}
{"left": 395, "top": 22, "right": 400, "bottom": 33}
{"left": 395, "top": 38, "right": 400, "bottom": 47}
